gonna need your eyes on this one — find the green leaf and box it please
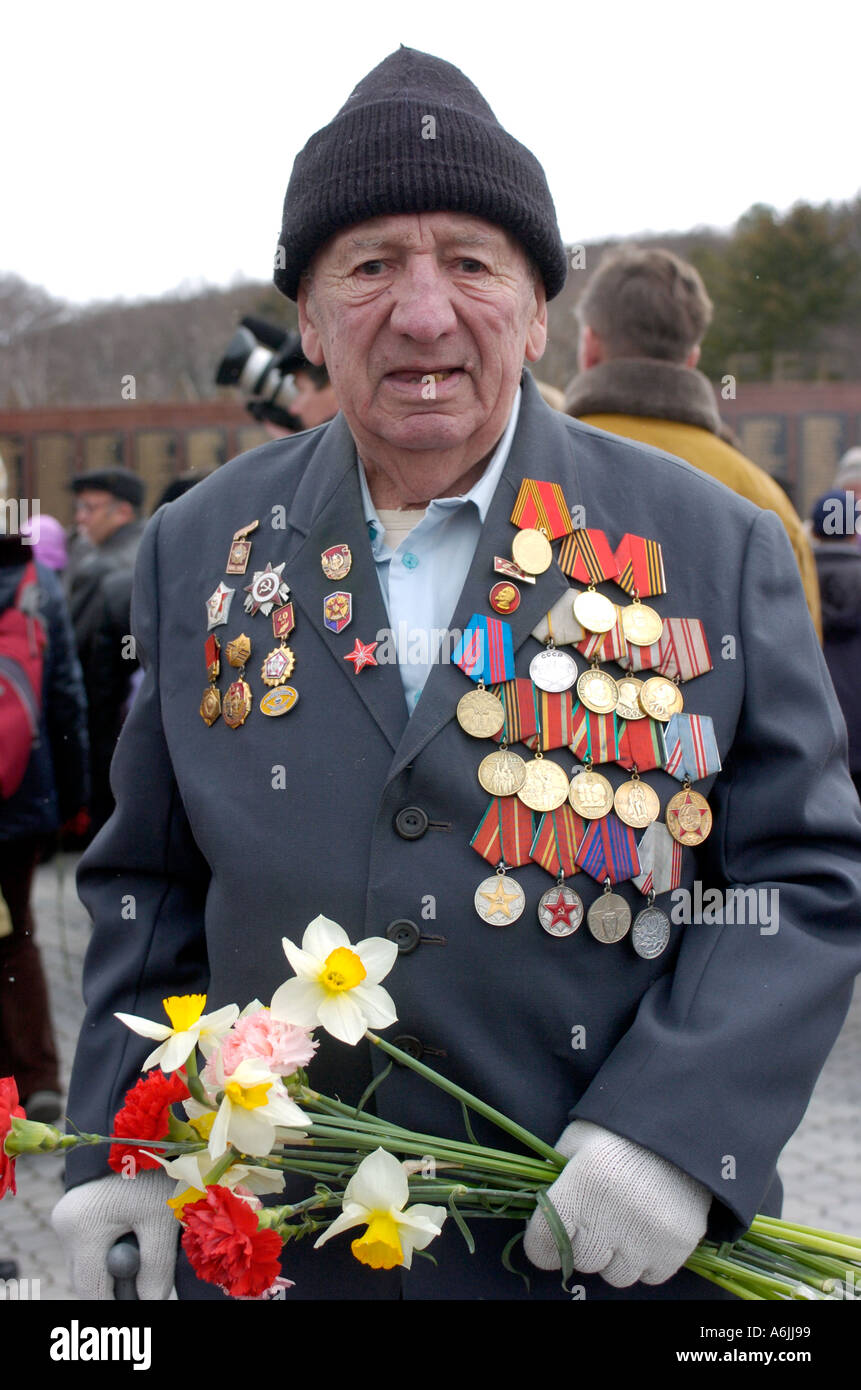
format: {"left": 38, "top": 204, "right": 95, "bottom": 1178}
{"left": 501, "top": 1230, "right": 531, "bottom": 1293}
{"left": 354, "top": 1061, "right": 393, "bottom": 1117}
{"left": 447, "top": 1191, "right": 476, "bottom": 1254}
{"left": 460, "top": 1101, "right": 480, "bottom": 1147}
{"left": 535, "top": 1186, "right": 574, "bottom": 1287}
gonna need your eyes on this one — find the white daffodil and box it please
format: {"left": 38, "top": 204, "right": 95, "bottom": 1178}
{"left": 315, "top": 1147, "right": 447, "bottom": 1270}
{"left": 114, "top": 994, "right": 239, "bottom": 1073}
{"left": 270, "top": 915, "right": 398, "bottom": 1046}
{"left": 150, "top": 1150, "right": 286, "bottom": 1220}
{"left": 202, "top": 1056, "right": 310, "bottom": 1161}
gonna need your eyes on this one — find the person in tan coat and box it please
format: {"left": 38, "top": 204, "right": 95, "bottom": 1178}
{"left": 564, "top": 247, "right": 822, "bottom": 638}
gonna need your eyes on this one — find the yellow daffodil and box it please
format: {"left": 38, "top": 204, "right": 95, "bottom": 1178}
{"left": 114, "top": 994, "right": 239, "bottom": 1073}
{"left": 150, "top": 1151, "right": 286, "bottom": 1220}
{"left": 270, "top": 915, "right": 398, "bottom": 1046}
{"left": 315, "top": 1147, "right": 446, "bottom": 1269}
{"left": 187, "top": 1056, "right": 310, "bottom": 1161}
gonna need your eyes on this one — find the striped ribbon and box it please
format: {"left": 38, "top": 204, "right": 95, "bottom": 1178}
{"left": 557, "top": 529, "right": 619, "bottom": 583}
{"left": 522, "top": 689, "right": 575, "bottom": 751}
{"left": 576, "top": 608, "right": 627, "bottom": 662}
{"left": 491, "top": 678, "right": 540, "bottom": 744}
{"left": 614, "top": 534, "right": 667, "bottom": 597}
{"left": 510, "top": 479, "right": 574, "bottom": 539}
{"left": 530, "top": 805, "right": 586, "bottom": 877}
{"left": 657, "top": 619, "right": 713, "bottom": 681}
{"left": 471, "top": 796, "right": 535, "bottom": 867}
{"left": 531, "top": 590, "right": 585, "bottom": 647}
{"left": 626, "top": 634, "right": 664, "bottom": 672}
{"left": 616, "top": 718, "right": 667, "bottom": 772}
{"left": 575, "top": 813, "right": 641, "bottom": 884}
{"left": 632, "top": 822, "right": 683, "bottom": 896}
{"left": 569, "top": 705, "right": 621, "bottom": 763}
{"left": 453, "top": 614, "right": 515, "bottom": 684}
{"left": 664, "top": 713, "right": 722, "bottom": 782}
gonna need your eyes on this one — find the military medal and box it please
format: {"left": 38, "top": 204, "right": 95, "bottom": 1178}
{"left": 576, "top": 607, "right": 627, "bottom": 664}
{"left": 454, "top": 615, "right": 515, "bottom": 685}
{"left": 532, "top": 592, "right": 585, "bottom": 648}
{"left": 569, "top": 705, "right": 621, "bottom": 764}
{"left": 272, "top": 603, "right": 295, "bottom": 640}
{"left": 517, "top": 753, "right": 569, "bottom": 812}
{"left": 615, "top": 675, "right": 647, "bottom": 721}
{"left": 206, "top": 582, "right": 235, "bottom": 631}
{"left": 614, "top": 534, "right": 667, "bottom": 598}
{"left": 344, "top": 638, "right": 378, "bottom": 673}
{"left": 528, "top": 688, "right": 575, "bottom": 751}
{"left": 244, "top": 562, "right": 290, "bottom": 617}
{"left": 226, "top": 634, "right": 251, "bottom": 668}
{"left": 572, "top": 586, "right": 616, "bottom": 634}
{"left": 621, "top": 595, "right": 664, "bottom": 647}
{"left": 530, "top": 804, "right": 585, "bottom": 878}
{"left": 575, "top": 814, "right": 641, "bottom": 884}
{"left": 457, "top": 683, "right": 505, "bottom": 738}
{"left": 666, "top": 783, "right": 713, "bottom": 845}
{"left": 568, "top": 764, "right": 614, "bottom": 819}
{"left": 657, "top": 618, "right": 713, "bottom": 681}
{"left": 225, "top": 520, "right": 259, "bottom": 575}
{"left": 489, "top": 679, "right": 540, "bottom": 745}
{"left": 538, "top": 881, "right": 584, "bottom": 937}
{"left": 261, "top": 644, "right": 295, "bottom": 686}
{"left": 640, "top": 675, "right": 684, "bottom": 722}
{"left": 664, "top": 713, "right": 722, "bottom": 782}
{"left": 489, "top": 581, "right": 520, "bottom": 615}
{"left": 557, "top": 529, "right": 620, "bottom": 584}
{"left": 200, "top": 634, "right": 221, "bottom": 726}
{"left": 260, "top": 685, "right": 298, "bottom": 717}
{"left": 323, "top": 591, "right": 352, "bottom": 634}
{"left": 529, "top": 643, "right": 578, "bottom": 693}
{"left": 631, "top": 895, "right": 671, "bottom": 959}
{"left": 510, "top": 479, "right": 574, "bottom": 540}
{"left": 321, "top": 544, "right": 352, "bottom": 581}
{"left": 478, "top": 747, "right": 527, "bottom": 797}
{"left": 223, "top": 633, "right": 252, "bottom": 728}
{"left": 614, "top": 772, "right": 660, "bottom": 829}
{"left": 471, "top": 797, "right": 534, "bottom": 868}
{"left": 494, "top": 555, "right": 536, "bottom": 585}
{"left": 474, "top": 867, "right": 526, "bottom": 926}
{"left": 577, "top": 662, "right": 619, "bottom": 714}
{"left": 587, "top": 880, "right": 632, "bottom": 944}
{"left": 511, "top": 527, "right": 552, "bottom": 576}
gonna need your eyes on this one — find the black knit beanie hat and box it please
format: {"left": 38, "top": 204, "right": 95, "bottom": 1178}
{"left": 274, "top": 46, "right": 568, "bottom": 302}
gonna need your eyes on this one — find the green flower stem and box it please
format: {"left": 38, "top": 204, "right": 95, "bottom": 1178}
{"left": 740, "top": 1232, "right": 855, "bottom": 1284}
{"left": 301, "top": 1121, "right": 558, "bottom": 1183}
{"left": 751, "top": 1215, "right": 861, "bottom": 1251}
{"left": 685, "top": 1255, "right": 766, "bottom": 1301}
{"left": 203, "top": 1149, "right": 240, "bottom": 1186}
{"left": 182, "top": 1051, "right": 213, "bottom": 1109}
{"left": 366, "top": 1031, "right": 566, "bottom": 1167}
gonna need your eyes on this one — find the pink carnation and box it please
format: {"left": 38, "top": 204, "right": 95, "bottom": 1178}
{"left": 203, "top": 1010, "right": 317, "bottom": 1085}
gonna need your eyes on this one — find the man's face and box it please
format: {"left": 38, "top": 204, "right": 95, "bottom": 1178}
{"left": 74, "top": 490, "right": 130, "bottom": 546}
{"left": 291, "top": 370, "right": 338, "bottom": 430}
{"left": 297, "top": 212, "right": 547, "bottom": 499}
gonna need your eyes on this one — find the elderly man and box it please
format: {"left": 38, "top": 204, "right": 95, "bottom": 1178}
{"left": 55, "top": 48, "right": 861, "bottom": 1302}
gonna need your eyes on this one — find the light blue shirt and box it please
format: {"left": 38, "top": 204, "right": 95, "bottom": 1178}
{"left": 359, "top": 388, "right": 522, "bottom": 712}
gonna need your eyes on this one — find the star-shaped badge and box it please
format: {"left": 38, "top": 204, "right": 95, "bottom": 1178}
{"left": 344, "top": 638, "right": 378, "bottom": 674}
{"left": 542, "top": 890, "right": 578, "bottom": 929}
{"left": 244, "top": 562, "right": 290, "bottom": 617}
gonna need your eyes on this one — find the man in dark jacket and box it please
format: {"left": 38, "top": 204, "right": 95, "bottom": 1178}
{"left": 810, "top": 490, "right": 861, "bottom": 797}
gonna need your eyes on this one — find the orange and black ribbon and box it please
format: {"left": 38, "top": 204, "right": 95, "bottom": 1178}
{"left": 510, "top": 479, "right": 574, "bottom": 539}
{"left": 614, "top": 533, "right": 667, "bottom": 597}
{"left": 557, "top": 529, "right": 619, "bottom": 583}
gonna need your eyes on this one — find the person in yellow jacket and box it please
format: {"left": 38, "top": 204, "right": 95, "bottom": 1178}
{"left": 564, "top": 246, "right": 822, "bottom": 638}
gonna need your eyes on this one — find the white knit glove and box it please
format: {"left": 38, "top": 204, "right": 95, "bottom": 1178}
{"left": 52, "top": 1172, "right": 178, "bottom": 1300}
{"left": 524, "top": 1120, "right": 712, "bottom": 1286}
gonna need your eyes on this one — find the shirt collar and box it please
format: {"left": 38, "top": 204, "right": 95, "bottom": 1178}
{"left": 359, "top": 387, "right": 521, "bottom": 548}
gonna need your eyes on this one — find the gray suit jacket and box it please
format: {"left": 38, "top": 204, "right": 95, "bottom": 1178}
{"left": 68, "top": 372, "right": 861, "bottom": 1300}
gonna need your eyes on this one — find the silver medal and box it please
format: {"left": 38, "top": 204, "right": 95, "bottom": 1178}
{"left": 538, "top": 884, "right": 584, "bottom": 938}
{"left": 474, "top": 872, "right": 526, "bottom": 926}
{"left": 587, "top": 890, "right": 632, "bottom": 944}
{"left": 632, "top": 906, "right": 671, "bottom": 959}
{"left": 529, "top": 646, "right": 578, "bottom": 693}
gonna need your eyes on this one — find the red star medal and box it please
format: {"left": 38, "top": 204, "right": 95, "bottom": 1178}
{"left": 344, "top": 638, "right": 378, "bottom": 674}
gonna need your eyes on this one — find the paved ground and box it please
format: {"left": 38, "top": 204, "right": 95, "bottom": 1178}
{"left": 3, "top": 852, "right": 860, "bottom": 1299}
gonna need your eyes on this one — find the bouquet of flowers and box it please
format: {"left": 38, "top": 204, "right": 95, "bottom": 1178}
{"left": 3, "top": 915, "right": 860, "bottom": 1300}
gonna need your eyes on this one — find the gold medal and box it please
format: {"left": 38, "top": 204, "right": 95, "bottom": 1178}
{"left": 478, "top": 748, "right": 527, "bottom": 797}
{"left": 511, "top": 528, "right": 552, "bottom": 576}
{"left": 666, "top": 786, "right": 712, "bottom": 845}
{"left": 456, "top": 685, "right": 505, "bottom": 739}
{"left": 614, "top": 776, "right": 660, "bottom": 829}
{"left": 568, "top": 767, "right": 614, "bottom": 819}
{"left": 517, "top": 754, "right": 570, "bottom": 812}
{"left": 577, "top": 664, "right": 619, "bottom": 714}
{"left": 615, "top": 675, "right": 647, "bottom": 721}
{"left": 261, "top": 644, "right": 296, "bottom": 687}
{"left": 200, "top": 634, "right": 221, "bottom": 726}
{"left": 640, "top": 676, "right": 684, "bottom": 722}
{"left": 199, "top": 686, "right": 221, "bottom": 727}
{"left": 621, "top": 598, "right": 664, "bottom": 647}
{"left": 223, "top": 679, "right": 252, "bottom": 729}
{"left": 260, "top": 685, "right": 298, "bottom": 717}
{"left": 226, "top": 634, "right": 252, "bottom": 669}
{"left": 572, "top": 586, "right": 616, "bottom": 634}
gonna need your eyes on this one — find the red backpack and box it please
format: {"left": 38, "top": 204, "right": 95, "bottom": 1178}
{"left": 0, "top": 562, "right": 46, "bottom": 799}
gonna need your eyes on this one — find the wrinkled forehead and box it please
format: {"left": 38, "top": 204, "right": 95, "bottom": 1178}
{"left": 310, "top": 211, "right": 530, "bottom": 269}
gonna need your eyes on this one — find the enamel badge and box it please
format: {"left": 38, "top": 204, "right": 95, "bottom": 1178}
{"left": 260, "top": 685, "right": 298, "bottom": 717}
{"left": 324, "top": 591, "right": 353, "bottom": 634}
{"left": 261, "top": 645, "right": 296, "bottom": 687}
{"left": 206, "top": 583, "right": 235, "bottom": 630}
{"left": 225, "top": 520, "right": 259, "bottom": 575}
{"left": 322, "top": 544, "right": 352, "bottom": 581}
{"left": 272, "top": 602, "right": 295, "bottom": 640}
{"left": 244, "top": 562, "right": 290, "bottom": 617}
{"left": 344, "top": 638, "right": 378, "bottom": 673}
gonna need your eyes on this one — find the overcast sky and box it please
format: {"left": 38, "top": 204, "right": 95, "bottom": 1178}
{"left": 5, "top": 0, "right": 859, "bottom": 305}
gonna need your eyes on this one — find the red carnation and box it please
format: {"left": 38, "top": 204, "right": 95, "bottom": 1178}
{"left": 1, "top": 1077, "right": 26, "bottom": 1199}
{"left": 181, "top": 1185, "right": 285, "bottom": 1298}
{"left": 108, "top": 1069, "right": 190, "bottom": 1174}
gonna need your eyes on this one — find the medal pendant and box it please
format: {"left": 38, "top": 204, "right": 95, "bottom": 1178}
{"left": 206, "top": 582, "right": 235, "bottom": 631}
{"left": 226, "top": 634, "right": 252, "bottom": 669}
{"left": 587, "top": 884, "right": 632, "bottom": 943}
{"left": 568, "top": 767, "right": 614, "bottom": 819}
{"left": 632, "top": 903, "right": 671, "bottom": 959}
{"left": 199, "top": 685, "right": 221, "bottom": 727}
{"left": 456, "top": 686, "right": 505, "bottom": 738}
{"left": 474, "top": 870, "right": 526, "bottom": 926}
{"left": 511, "top": 528, "right": 552, "bottom": 576}
{"left": 538, "top": 884, "right": 584, "bottom": 937}
{"left": 572, "top": 587, "right": 616, "bottom": 634}
{"left": 530, "top": 645, "right": 578, "bottom": 693}
{"left": 272, "top": 603, "right": 295, "bottom": 640}
{"left": 261, "top": 645, "right": 295, "bottom": 687}
{"left": 489, "top": 581, "right": 521, "bottom": 615}
{"left": 666, "top": 786, "right": 712, "bottom": 845}
{"left": 223, "top": 678, "right": 252, "bottom": 729}
{"left": 517, "top": 755, "right": 570, "bottom": 812}
{"left": 614, "top": 777, "right": 660, "bottom": 829}
{"left": 244, "top": 562, "right": 290, "bottom": 617}
{"left": 640, "top": 676, "right": 684, "bottom": 722}
{"left": 577, "top": 665, "right": 619, "bottom": 714}
{"left": 478, "top": 748, "right": 526, "bottom": 797}
{"left": 225, "top": 520, "right": 260, "bottom": 575}
{"left": 260, "top": 685, "right": 298, "bottom": 717}
{"left": 621, "top": 599, "right": 664, "bottom": 647}
{"left": 615, "top": 675, "right": 646, "bottom": 721}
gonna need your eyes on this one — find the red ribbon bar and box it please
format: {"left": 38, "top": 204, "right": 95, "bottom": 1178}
{"left": 521, "top": 689, "right": 575, "bottom": 751}
{"left": 530, "top": 805, "right": 586, "bottom": 877}
{"left": 575, "top": 812, "right": 641, "bottom": 884}
{"left": 616, "top": 718, "right": 667, "bottom": 772}
{"left": 557, "top": 529, "right": 619, "bottom": 584}
{"left": 470, "top": 796, "right": 535, "bottom": 867}
{"left": 569, "top": 705, "right": 621, "bottom": 764}
{"left": 491, "top": 679, "right": 540, "bottom": 745}
{"left": 614, "top": 534, "right": 667, "bottom": 597}
{"left": 510, "top": 479, "right": 574, "bottom": 539}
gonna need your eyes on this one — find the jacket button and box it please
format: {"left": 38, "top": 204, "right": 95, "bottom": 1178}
{"left": 394, "top": 806, "right": 429, "bottom": 840}
{"left": 386, "top": 919, "right": 421, "bottom": 954}
{"left": 392, "top": 1034, "right": 424, "bottom": 1061}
